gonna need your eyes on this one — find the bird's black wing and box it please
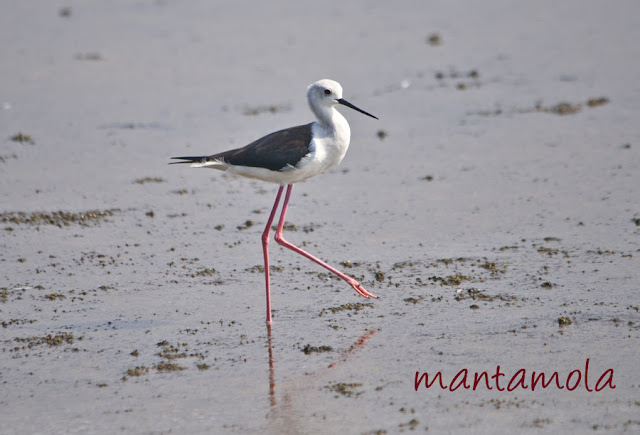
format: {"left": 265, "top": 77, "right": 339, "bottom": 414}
{"left": 171, "top": 123, "right": 314, "bottom": 172}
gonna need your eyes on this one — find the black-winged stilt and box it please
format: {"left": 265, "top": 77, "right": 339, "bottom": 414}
{"left": 171, "top": 79, "right": 378, "bottom": 323}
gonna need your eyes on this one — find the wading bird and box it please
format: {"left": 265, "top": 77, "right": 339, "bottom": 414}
{"left": 171, "top": 79, "right": 378, "bottom": 323}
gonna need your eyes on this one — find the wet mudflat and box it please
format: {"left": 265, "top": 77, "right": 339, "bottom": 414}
{"left": 1, "top": 1, "right": 639, "bottom": 434}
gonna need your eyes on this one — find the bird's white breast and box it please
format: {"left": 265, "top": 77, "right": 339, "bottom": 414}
{"left": 306, "top": 109, "right": 351, "bottom": 171}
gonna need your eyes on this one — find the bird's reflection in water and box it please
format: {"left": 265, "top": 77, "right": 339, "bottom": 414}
{"left": 266, "top": 322, "right": 277, "bottom": 407}
{"left": 265, "top": 323, "right": 377, "bottom": 421}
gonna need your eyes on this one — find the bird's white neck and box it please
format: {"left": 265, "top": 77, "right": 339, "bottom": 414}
{"left": 311, "top": 105, "right": 351, "bottom": 142}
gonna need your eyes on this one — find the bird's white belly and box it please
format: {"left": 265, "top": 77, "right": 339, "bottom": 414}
{"left": 226, "top": 164, "right": 314, "bottom": 184}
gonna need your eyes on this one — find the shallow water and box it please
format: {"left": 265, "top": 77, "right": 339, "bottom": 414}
{"left": 1, "top": 1, "right": 639, "bottom": 433}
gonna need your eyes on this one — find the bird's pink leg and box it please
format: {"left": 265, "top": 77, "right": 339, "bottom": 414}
{"left": 274, "top": 184, "right": 377, "bottom": 299}
{"left": 263, "top": 185, "right": 285, "bottom": 324}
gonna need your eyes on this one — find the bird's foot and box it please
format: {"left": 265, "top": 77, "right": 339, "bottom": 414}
{"left": 346, "top": 278, "right": 378, "bottom": 299}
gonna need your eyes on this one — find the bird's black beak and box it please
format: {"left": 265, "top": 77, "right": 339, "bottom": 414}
{"left": 337, "top": 98, "right": 378, "bottom": 120}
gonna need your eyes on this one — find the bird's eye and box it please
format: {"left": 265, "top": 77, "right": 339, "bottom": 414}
{"left": 324, "top": 89, "right": 331, "bottom": 95}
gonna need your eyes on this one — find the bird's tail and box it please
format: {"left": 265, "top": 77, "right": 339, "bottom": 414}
{"left": 169, "top": 156, "right": 206, "bottom": 165}
{"left": 170, "top": 156, "right": 225, "bottom": 168}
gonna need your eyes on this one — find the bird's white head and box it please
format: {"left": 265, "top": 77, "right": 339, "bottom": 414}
{"left": 306, "top": 79, "right": 378, "bottom": 124}
{"left": 307, "top": 79, "right": 344, "bottom": 111}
